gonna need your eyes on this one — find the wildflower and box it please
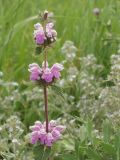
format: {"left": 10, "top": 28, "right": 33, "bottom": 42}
{"left": 28, "top": 10, "right": 65, "bottom": 151}
{"left": 30, "top": 120, "right": 66, "bottom": 147}
{"left": 61, "top": 40, "right": 77, "bottom": 61}
{"left": 67, "top": 66, "right": 78, "bottom": 82}
{"left": 33, "top": 20, "right": 57, "bottom": 46}
{"left": 28, "top": 63, "right": 42, "bottom": 81}
{"left": 34, "top": 23, "right": 42, "bottom": 30}
{"left": 46, "top": 23, "right": 57, "bottom": 42}
{"left": 42, "top": 68, "right": 53, "bottom": 82}
{"left": 93, "top": 8, "right": 100, "bottom": 16}
{"left": 28, "top": 62, "right": 63, "bottom": 84}
{"left": 51, "top": 63, "right": 64, "bottom": 79}
{"left": 33, "top": 23, "right": 46, "bottom": 45}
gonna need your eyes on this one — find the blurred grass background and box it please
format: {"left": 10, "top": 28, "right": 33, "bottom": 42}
{"left": 0, "top": 0, "right": 120, "bottom": 81}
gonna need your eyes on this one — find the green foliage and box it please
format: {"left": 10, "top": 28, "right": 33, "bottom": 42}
{"left": 0, "top": 0, "right": 120, "bottom": 159}
{"left": 50, "top": 85, "right": 64, "bottom": 99}
{"left": 0, "top": 51, "right": 120, "bottom": 159}
{"left": 33, "top": 145, "right": 51, "bottom": 160}
{"left": 1, "top": 0, "right": 120, "bottom": 80}
{"left": 35, "top": 46, "right": 43, "bottom": 55}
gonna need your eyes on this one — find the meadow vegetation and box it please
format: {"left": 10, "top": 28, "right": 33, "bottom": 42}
{"left": 0, "top": 0, "right": 120, "bottom": 159}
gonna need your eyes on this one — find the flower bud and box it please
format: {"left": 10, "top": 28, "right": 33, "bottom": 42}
{"left": 93, "top": 8, "right": 100, "bottom": 16}
{"left": 44, "top": 10, "right": 49, "bottom": 20}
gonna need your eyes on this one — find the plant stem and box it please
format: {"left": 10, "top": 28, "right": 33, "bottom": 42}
{"left": 44, "top": 48, "right": 49, "bottom": 133}
{"left": 44, "top": 85, "right": 49, "bottom": 133}
{"left": 43, "top": 22, "right": 50, "bottom": 159}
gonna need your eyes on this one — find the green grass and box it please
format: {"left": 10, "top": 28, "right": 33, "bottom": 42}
{"left": 0, "top": 0, "right": 120, "bottom": 81}
{"left": 1, "top": 1, "right": 120, "bottom": 159}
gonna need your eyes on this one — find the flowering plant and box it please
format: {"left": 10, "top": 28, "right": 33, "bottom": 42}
{"left": 28, "top": 62, "right": 63, "bottom": 84}
{"left": 30, "top": 120, "right": 65, "bottom": 147}
{"left": 28, "top": 10, "right": 66, "bottom": 159}
{"left": 34, "top": 22, "right": 57, "bottom": 46}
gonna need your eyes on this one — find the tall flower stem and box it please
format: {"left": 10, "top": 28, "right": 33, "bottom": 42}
{"left": 43, "top": 49, "right": 50, "bottom": 160}
{"left": 44, "top": 48, "right": 49, "bottom": 133}
{"left": 43, "top": 85, "right": 49, "bottom": 133}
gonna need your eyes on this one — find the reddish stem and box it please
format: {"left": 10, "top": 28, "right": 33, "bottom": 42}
{"left": 44, "top": 48, "right": 47, "bottom": 68}
{"left": 43, "top": 23, "right": 50, "bottom": 159}
{"left": 43, "top": 48, "right": 49, "bottom": 133}
{"left": 44, "top": 85, "right": 49, "bottom": 132}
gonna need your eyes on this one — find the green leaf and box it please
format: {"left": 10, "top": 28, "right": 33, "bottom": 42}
{"left": 86, "top": 148, "right": 102, "bottom": 160}
{"left": 101, "top": 142, "right": 116, "bottom": 155}
{"left": 33, "top": 145, "right": 51, "bottom": 160}
{"left": 102, "top": 119, "right": 112, "bottom": 143}
{"left": 35, "top": 46, "right": 43, "bottom": 55}
{"left": 75, "top": 139, "right": 80, "bottom": 158}
{"left": 79, "top": 126, "right": 87, "bottom": 142}
{"left": 115, "top": 132, "right": 120, "bottom": 150}
{"left": 75, "top": 140, "right": 86, "bottom": 159}
{"left": 33, "top": 144, "right": 44, "bottom": 160}
{"left": 115, "top": 133, "right": 120, "bottom": 160}
{"left": 86, "top": 120, "right": 93, "bottom": 140}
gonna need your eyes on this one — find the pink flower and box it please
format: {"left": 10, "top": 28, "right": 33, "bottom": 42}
{"left": 39, "top": 128, "right": 46, "bottom": 144}
{"left": 28, "top": 62, "right": 63, "bottom": 83}
{"left": 30, "top": 121, "right": 42, "bottom": 131}
{"left": 31, "top": 131, "right": 39, "bottom": 144}
{"left": 46, "top": 22, "right": 54, "bottom": 29}
{"left": 49, "top": 120, "right": 57, "bottom": 130}
{"left": 33, "top": 23, "right": 46, "bottom": 45}
{"left": 28, "top": 63, "right": 42, "bottom": 81}
{"left": 33, "top": 22, "right": 57, "bottom": 45}
{"left": 42, "top": 68, "right": 53, "bottom": 82}
{"left": 51, "top": 63, "right": 64, "bottom": 79}
{"left": 34, "top": 30, "right": 45, "bottom": 45}
{"left": 35, "top": 121, "right": 43, "bottom": 127}
{"left": 45, "top": 133, "right": 54, "bottom": 146}
{"left": 29, "top": 120, "right": 65, "bottom": 147}
{"left": 34, "top": 23, "right": 42, "bottom": 29}
{"left": 52, "top": 129, "right": 61, "bottom": 141}
{"left": 46, "top": 23, "right": 57, "bottom": 41}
